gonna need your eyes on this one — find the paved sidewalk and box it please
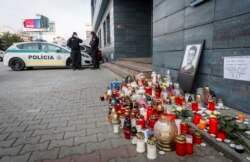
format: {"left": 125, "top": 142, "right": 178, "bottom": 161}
{"left": 0, "top": 64, "right": 231, "bottom": 162}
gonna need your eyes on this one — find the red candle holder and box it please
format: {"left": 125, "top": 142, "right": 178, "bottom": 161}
{"left": 124, "top": 129, "right": 131, "bottom": 139}
{"left": 193, "top": 114, "right": 201, "bottom": 125}
{"left": 216, "top": 130, "right": 226, "bottom": 141}
{"left": 187, "top": 128, "right": 195, "bottom": 137}
{"left": 194, "top": 132, "right": 202, "bottom": 144}
{"left": 191, "top": 102, "right": 199, "bottom": 112}
{"left": 176, "top": 135, "right": 186, "bottom": 156}
{"left": 137, "top": 116, "right": 146, "bottom": 129}
{"left": 180, "top": 122, "right": 189, "bottom": 135}
{"left": 186, "top": 143, "right": 193, "bottom": 155}
{"left": 147, "top": 107, "right": 154, "bottom": 121}
{"left": 208, "top": 100, "right": 215, "bottom": 111}
{"left": 148, "top": 114, "right": 158, "bottom": 129}
{"left": 209, "top": 117, "right": 218, "bottom": 135}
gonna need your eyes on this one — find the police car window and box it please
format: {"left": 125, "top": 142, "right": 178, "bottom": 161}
{"left": 22, "top": 43, "right": 39, "bottom": 50}
{"left": 41, "top": 44, "right": 64, "bottom": 52}
{"left": 16, "top": 44, "right": 23, "bottom": 49}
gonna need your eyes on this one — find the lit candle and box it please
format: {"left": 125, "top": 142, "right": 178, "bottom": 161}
{"left": 193, "top": 114, "right": 201, "bottom": 125}
{"left": 191, "top": 102, "right": 199, "bottom": 112}
{"left": 209, "top": 117, "right": 218, "bottom": 134}
{"left": 208, "top": 100, "right": 215, "bottom": 111}
{"left": 216, "top": 130, "right": 226, "bottom": 141}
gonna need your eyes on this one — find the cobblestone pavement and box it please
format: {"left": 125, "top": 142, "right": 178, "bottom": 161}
{"left": 0, "top": 63, "right": 231, "bottom": 162}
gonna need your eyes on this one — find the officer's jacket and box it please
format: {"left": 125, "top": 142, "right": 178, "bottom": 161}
{"left": 67, "top": 37, "right": 83, "bottom": 50}
{"left": 90, "top": 36, "right": 99, "bottom": 50}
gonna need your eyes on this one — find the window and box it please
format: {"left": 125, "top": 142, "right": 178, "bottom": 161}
{"left": 17, "top": 43, "right": 39, "bottom": 50}
{"left": 41, "top": 43, "right": 66, "bottom": 53}
{"left": 106, "top": 14, "right": 111, "bottom": 44}
{"left": 103, "top": 21, "right": 106, "bottom": 46}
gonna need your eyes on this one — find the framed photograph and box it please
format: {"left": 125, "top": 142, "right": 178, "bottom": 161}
{"left": 178, "top": 40, "right": 205, "bottom": 92}
{"left": 180, "top": 41, "right": 204, "bottom": 75}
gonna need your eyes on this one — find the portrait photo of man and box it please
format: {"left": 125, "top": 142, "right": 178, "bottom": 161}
{"left": 180, "top": 44, "right": 201, "bottom": 75}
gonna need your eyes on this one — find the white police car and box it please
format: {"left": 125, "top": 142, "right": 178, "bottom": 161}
{"left": 3, "top": 42, "right": 92, "bottom": 71}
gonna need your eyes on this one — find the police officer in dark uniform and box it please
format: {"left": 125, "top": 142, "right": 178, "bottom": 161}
{"left": 67, "top": 32, "right": 83, "bottom": 71}
{"left": 90, "top": 31, "right": 100, "bottom": 69}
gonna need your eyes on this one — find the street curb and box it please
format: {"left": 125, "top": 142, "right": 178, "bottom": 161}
{"left": 188, "top": 122, "right": 249, "bottom": 162}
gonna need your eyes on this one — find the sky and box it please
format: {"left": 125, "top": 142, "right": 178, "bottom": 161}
{"left": 0, "top": 0, "right": 91, "bottom": 41}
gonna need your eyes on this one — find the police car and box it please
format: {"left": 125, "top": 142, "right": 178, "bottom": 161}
{"left": 3, "top": 42, "right": 92, "bottom": 71}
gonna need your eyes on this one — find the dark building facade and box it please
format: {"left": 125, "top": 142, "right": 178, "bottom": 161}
{"left": 92, "top": 0, "right": 250, "bottom": 113}
{"left": 153, "top": 0, "right": 250, "bottom": 113}
{"left": 91, "top": 0, "right": 152, "bottom": 60}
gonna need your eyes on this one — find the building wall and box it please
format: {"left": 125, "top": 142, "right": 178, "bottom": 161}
{"left": 113, "top": 0, "right": 152, "bottom": 58}
{"left": 152, "top": 0, "right": 250, "bottom": 113}
{"left": 96, "top": 0, "right": 115, "bottom": 60}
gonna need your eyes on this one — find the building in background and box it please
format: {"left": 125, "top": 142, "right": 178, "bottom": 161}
{"left": 91, "top": 0, "right": 152, "bottom": 60}
{"left": 83, "top": 23, "right": 92, "bottom": 40}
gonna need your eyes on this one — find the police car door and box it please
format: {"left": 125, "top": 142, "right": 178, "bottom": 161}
{"left": 20, "top": 43, "right": 40, "bottom": 67}
{"left": 40, "top": 43, "right": 65, "bottom": 66}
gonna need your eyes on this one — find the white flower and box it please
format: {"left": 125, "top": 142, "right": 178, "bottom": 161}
{"left": 206, "top": 110, "right": 212, "bottom": 115}
{"left": 176, "top": 106, "right": 183, "bottom": 112}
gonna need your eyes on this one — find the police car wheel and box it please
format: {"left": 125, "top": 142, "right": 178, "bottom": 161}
{"left": 10, "top": 58, "right": 25, "bottom": 71}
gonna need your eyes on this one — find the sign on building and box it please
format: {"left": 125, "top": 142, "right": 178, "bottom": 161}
{"left": 224, "top": 56, "right": 250, "bottom": 81}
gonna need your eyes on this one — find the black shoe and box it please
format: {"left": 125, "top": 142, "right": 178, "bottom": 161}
{"left": 73, "top": 69, "right": 76, "bottom": 71}
{"left": 91, "top": 67, "right": 96, "bottom": 70}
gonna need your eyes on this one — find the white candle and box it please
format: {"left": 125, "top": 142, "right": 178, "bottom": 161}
{"left": 120, "top": 118, "right": 125, "bottom": 129}
{"left": 136, "top": 139, "right": 145, "bottom": 153}
{"left": 113, "top": 124, "right": 119, "bottom": 134}
{"left": 147, "top": 143, "right": 157, "bottom": 160}
{"left": 131, "top": 118, "right": 137, "bottom": 127}
{"left": 132, "top": 136, "right": 137, "bottom": 145}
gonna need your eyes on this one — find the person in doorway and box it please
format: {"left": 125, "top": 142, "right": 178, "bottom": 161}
{"left": 89, "top": 31, "right": 100, "bottom": 69}
{"left": 67, "top": 32, "right": 83, "bottom": 71}
{"left": 181, "top": 46, "right": 197, "bottom": 74}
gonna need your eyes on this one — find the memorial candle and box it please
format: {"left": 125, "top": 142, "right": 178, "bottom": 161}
{"left": 185, "top": 135, "right": 193, "bottom": 155}
{"left": 138, "top": 115, "right": 146, "bottom": 129}
{"left": 209, "top": 117, "right": 218, "bottom": 135}
{"left": 180, "top": 122, "right": 189, "bottom": 135}
{"left": 175, "top": 135, "right": 186, "bottom": 156}
{"left": 191, "top": 102, "right": 199, "bottom": 112}
{"left": 193, "top": 114, "right": 201, "bottom": 125}
{"left": 208, "top": 100, "right": 215, "bottom": 111}
{"left": 216, "top": 130, "right": 226, "bottom": 141}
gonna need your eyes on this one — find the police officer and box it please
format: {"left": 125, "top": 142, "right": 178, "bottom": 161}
{"left": 90, "top": 31, "right": 99, "bottom": 69}
{"left": 67, "top": 32, "right": 83, "bottom": 71}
